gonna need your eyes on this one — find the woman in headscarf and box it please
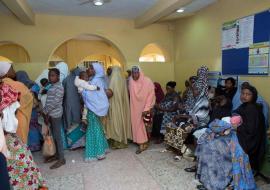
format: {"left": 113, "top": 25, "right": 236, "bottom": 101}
{"left": 16, "top": 71, "right": 43, "bottom": 152}
{"left": 183, "top": 76, "right": 197, "bottom": 112}
{"left": 0, "top": 61, "right": 33, "bottom": 144}
{"left": 195, "top": 119, "right": 256, "bottom": 190}
{"left": 234, "top": 84, "right": 266, "bottom": 171}
{"left": 151, "top": 82, "right": 165, "bottom": 143}
{"left": 105, "top": 66, "right": 132, "bottom": 149}
{"left": 62, "top": 67, "right": 86, "bottom": 150}
{"left": 0, "top": 82, "right": 46, "bottom": 189}
{"left": 164, "top": 66, "right": 210, "bottom": 158}
{"left": 157, "top": 81, "right": 181, "bottom": 135}
{"left": 129, "top": 66, "right": 155, "bottom": 154}
{"left": 82, "top": 63, "right": 109, "bottom": 161}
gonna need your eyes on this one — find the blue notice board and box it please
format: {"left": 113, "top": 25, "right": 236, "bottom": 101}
{"left": 222, "top": 10, "right": 270, "bottom": 75}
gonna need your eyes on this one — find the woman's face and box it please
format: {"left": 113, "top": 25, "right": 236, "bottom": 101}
{"left": 240, "top": 89, "right": 253, "bottom": 103}
{"left": 192, "top": 86, "right": 200, "bottom": 97}
{"left": 166, "top": 86, "right": 174, "bottom": 94}
{"left": 87, "top": 65, "right": 95, "bottom": 77}
{"left": 132, "top": 72, "right": 140, "bottom": 81}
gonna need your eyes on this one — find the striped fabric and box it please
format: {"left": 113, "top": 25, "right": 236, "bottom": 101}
{"left": 43, "top": 82, "right": 64, "bottom": 118}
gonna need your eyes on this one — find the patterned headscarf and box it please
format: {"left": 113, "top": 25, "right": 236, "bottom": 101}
{"left": 193, "top": 66, "right": 209, "bottom": 99}
{"left": 0, "top": 83, "right": 19, "bottom": 111}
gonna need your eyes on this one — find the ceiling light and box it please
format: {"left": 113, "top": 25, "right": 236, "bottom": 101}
{"left": 176, "top": 8, "right": 184, "bottom": 13}
{"left": 93, "top": 0, "right": 104, "bottom": 6}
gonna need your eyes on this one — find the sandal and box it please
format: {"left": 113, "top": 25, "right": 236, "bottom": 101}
{"left": 184, "top": 165, "right": 197, "bottom": 173}
{"left": 174, "top": 155, "right": 182, "bottom": 161}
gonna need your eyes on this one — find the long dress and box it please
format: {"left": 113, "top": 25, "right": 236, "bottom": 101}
{"left": 6, "top": 134, "right": 45, "bottom": 190}
{"left": 196, "top": 119, "right": 256, "bottom": 190}
{"left": 85, "top": 111, "right": 109, "bottom": 160}
{"left": 105, "top": 67, "right": 132, "bottom": 148}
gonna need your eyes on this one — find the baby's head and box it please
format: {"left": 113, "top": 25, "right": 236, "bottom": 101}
{"left": 40, "top": 78, "right": 49, "bottom": 87}
{"left": 230, "top": 115, "right": 242, "bottom": 127}
{"left": 79, "top": 71, "right": 89, "bottom": 81}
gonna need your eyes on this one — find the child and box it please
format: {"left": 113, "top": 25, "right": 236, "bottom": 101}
{"left": 43, "top": 68, "right": 65, "bottom": 169}
{"left": 74, "top": 71, "right": 99, "bottom": 124}
{"left": 39, "top": 78, "right": 51, "bottom": 108}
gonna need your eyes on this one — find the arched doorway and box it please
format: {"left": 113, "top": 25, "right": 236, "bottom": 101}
{"left": 48, "top": 34, "right": 126, "bottom": 70}
{"left": 0, "top": 42, "right": 30, "bottom": 63}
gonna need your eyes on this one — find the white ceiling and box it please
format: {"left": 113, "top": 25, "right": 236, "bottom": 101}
{"left": 26, "top": 0, "right": 159, "bottom": 19}
{"left": 0, "top": 0, "right": 218, "bottom": 21}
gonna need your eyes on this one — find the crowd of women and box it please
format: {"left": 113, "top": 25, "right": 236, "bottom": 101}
{"left": 0, "top": 60, "right": 269, "bottom": 190}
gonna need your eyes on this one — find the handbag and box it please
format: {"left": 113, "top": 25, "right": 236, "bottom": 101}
{"left": 42, "top": 128, "right": 56, "bottom": 157}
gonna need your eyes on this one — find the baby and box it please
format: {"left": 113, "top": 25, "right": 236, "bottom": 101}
{"left": 221, "top": 115, "right": 242, "bottom": 135}
{"left": 74, "top": 71, "right": 100, "bottom": 124}
{"left": 39, "top": 78, "right": 51, "bottom": 108}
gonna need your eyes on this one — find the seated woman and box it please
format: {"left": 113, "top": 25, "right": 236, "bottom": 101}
{"left": 195, "top": 118, "right": 256, "bottom": 190}
{"left": 155, "top": 81, "right": 181, "bottom": 138}
{"left": 164, "top": 66, "right": 210, "bottom": 158}
{"left": 234, "top": 84, "right": 266, "bottom": 172}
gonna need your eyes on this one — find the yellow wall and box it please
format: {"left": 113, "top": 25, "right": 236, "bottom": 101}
{"left": 174, "top": 0, "right": 270, "bottom": 103}
{"left": 0, "top": 14, "right": 174, "bottom": 87}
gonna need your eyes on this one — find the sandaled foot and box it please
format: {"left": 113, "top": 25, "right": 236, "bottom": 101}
{"left": 44, "top": 155, "right": 57, "bottom": 163}
{"left": 97, "top": 156, "right": 106, "bottom": 161}
{"left": 50, "top": 159, "right": 66, "bottom": 169}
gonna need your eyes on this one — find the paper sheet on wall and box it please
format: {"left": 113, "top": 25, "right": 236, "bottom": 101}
{"left": 236, "top": 15, "right": 254, "bottom": 49}
{"left": 222, "top": 20, "right": 237, "bottom": 50}
{"left": 248, "top": 42, "right": 269, "bottom": 74}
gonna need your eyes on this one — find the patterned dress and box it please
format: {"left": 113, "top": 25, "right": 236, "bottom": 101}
{"left": 85, "top": 111, "right": 109, "bottom": 161}
{"left": 6, "top": 134, "right": 45, "bottom": 190}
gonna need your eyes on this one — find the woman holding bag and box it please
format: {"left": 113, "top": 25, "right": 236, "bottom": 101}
{"left": 129, "top": 66, "right": 155, "bottom": 154}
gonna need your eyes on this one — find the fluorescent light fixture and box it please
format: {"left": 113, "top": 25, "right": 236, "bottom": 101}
{"left": 93, "top": 0, "right": 104, "bottom": 6}
{"left": 176, "top": 8, "right": 184, "bottom": 13}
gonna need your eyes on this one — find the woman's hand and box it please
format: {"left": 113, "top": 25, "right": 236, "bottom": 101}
{"left": 142, "top": 111, "right": 150, "bottom": 117}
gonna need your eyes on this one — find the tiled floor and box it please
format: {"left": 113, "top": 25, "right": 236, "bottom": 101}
{"left": 33, "top": 143, "right": 270, "bottom": 190}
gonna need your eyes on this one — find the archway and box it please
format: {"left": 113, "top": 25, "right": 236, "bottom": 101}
{"left": 0, "top": 42, "right": 30, "bottom": 63}
{"left": 48, "top": 34, "right": 126, "bottom": 70}
{"left": 139, "top": 43, "right": 168, "bottom": 62}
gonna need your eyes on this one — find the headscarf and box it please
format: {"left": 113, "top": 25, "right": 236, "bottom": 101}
{"left": 55, "top": 62, "right": 69, "bottom": 83}
{"left": 16, "top": 71, "right": 35, "bottom": 89}
{"left": 193, "top": 66, "right": 209, "bottom": 100}
{"left": 0, "top": 83, "right": 19, "bottom": 111}
{"left": 0, "top": 61, "right": 11, "bottom": 77}
{"left": 241, "top": 84, "right": 258, "bottom": 103}
{"left": 154, "top": 82, "right": 165, "bottom": 104}
{"left": 82, "top": 62, "right": 109, "bottom": 116}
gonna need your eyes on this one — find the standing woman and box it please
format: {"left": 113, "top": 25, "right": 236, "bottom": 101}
{"left": 129, "top": 66, "right": 155, "bottom": 154}
{"left": 82, "top": 63, "right": 109, "bottom": 161}
{"left": 0, "top": 61, "right": 33, "bottom": 144}
{"left": 106, "top": 66, "right": 132, "bottom": 149}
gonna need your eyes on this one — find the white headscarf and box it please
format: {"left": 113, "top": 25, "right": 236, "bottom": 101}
{"left": 55, "top": 62, "right": 69, "bottom": 83}
{"left": 0, "top": 61, "right": 11, "bottom": 77}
